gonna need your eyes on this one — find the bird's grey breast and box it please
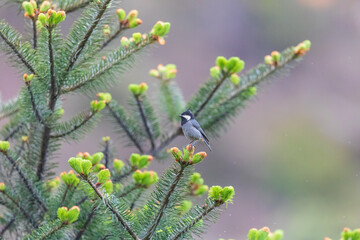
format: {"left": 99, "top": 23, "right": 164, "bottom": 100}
{"left": 182, "top": 122, "right": 202, "bottom": 140}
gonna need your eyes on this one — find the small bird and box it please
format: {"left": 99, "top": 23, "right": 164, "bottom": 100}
{"left": 179, "top": 109, "right": 212, "bottom": 151}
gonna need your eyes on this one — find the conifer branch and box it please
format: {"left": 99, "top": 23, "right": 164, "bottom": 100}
{"left": 151, "top": 127, "right": 182, "bottom": 156}
{"left": 64, "top": 0, "right": 92, "bottom": 13}
{"left": 38, "top": 222, "right": 65, "bottom": 240}
{"left": 113, "top": 167, "right": 136, "bottom": 182}
{"left": 130, "top": 190, "right": 142, "bottom": 211}
{"left": 1, "top": 151, "right": 47, "bottom": 212}
{"left": 193, "top": 74, "right": 227, "bottom": 117}
{"left": 37, "top": 27, "right": 58, "bottom": 180}
{"left": 31, "top": 18, "right": 37, "bottom": 49}
{"left": 1, "top": 191, "right": 37, "bottom": 228}
{"left": 100, "top": 26, "right": 125, "bottom": 50}
{"left": 26, "top": 84, "right": 46, "bottom": 125}
{"left": 37, "top": 126, "right": 51, "bottom": 180}
{"left": 0, "top": 109, "right": 19, "bottom": 121}
{"left": 103, "top": 140, "right": 109, "bottom": 168}
{"left": 107, "top": 104, "right": 144, "bottom": 154}
{"left": 135, "top": 96, "right": 155, "bottom": 150}
{"left": 49, "top": 112, "right": 97, "bottom": 138}
{"left": 75, "top": 196, "right": 89, "bottom": 206}
{"left": 0, "top": 216, "right": 15, "bottom": 237}
{"left": 61, "top": 38, "right": 155, "bottom": 94}
{"left": 0, "top": 28, "right": 35, "bottom": 74}
{"left": 60, "top": 185, "right": 70, "bottom": 205}
{"left": 84, "top": 177, "right": 140, "bottom": 240}
{"left": 143, "top": 163, "right": 186, "bottom": 240}
{"left": 47, "top": 28, "right": 57, "bottom": 112}
{"left": 74, "top": 206, "right": 96, "bottom": 240}
{"left": 118, "top": 185, "right": 137, "bottom": 198}
{"left": 171, "top": 203, "right": 220, "bottom": 240}
{"left": 4, "top": 122, "right": 25, "bottom": 141}
{"left": 66, "top": 0, "right": 112, "bottom": 71}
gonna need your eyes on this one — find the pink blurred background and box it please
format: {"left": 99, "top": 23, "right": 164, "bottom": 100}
{"left": 1, "top": 0, "right": 360, "bottom": 239}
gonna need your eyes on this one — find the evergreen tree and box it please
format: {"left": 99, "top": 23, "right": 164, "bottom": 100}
{"left": 0, "top": 0, "right": 323, "bottom": 239}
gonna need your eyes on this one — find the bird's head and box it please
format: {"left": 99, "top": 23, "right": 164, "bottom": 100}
{"left": 179, "top": 109, "right": 194, "bottom": 122}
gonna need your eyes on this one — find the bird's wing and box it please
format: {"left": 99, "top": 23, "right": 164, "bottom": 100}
{"left": 190, "top": 120, "right": 209, "bottom": 143}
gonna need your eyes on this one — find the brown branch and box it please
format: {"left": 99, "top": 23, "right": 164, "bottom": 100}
{"left": 74, "top": 206, "right": 96, "bottom": 240}
{"left": 4, "top": 122, "right": 25, "bottom": 141}
{"left": 135, "top": 96, "right": 155, "bottom": 150}
{"left": 49, "top": 112, "right": 96, "bottom": 138}
{"left": 1, "top": 152, "right": 47, "bottom": 212}
{"left": 61, "top": 37, "right": 155, "bottom": 94}
{"left": 0, "top": 109, "right": 19, "bottom": 121}
{"left": 170, "top": 203, "right": 220, "bottom": 240}
{"left": 193, "top": 74, "right": 228, "bottom": 117}
{"left": 26, "top": 84, "right": 46, "bottom": 125}
{"left": 39, "top": 222, "right": 65, "bottom": 240}
{"left": 0, "top": 29, "right": 35, "bottom": 74}
{"left": 66, "top": 0, "right": 112, "bottom": 71}
{"left": 1, "top": 191, "right": 37, "bottom": 228}
{"left": 150, "top": 127, "right": 182, "bottom": 156}
{"left": 64, "top": 0, "right": 91, "bottom": 13}
{"left": 118, "top": 185, "right": 137, "bottom": 198}
{"left": 143, "top": 164, "right": 186, "bottom": 240}
{"left": 113, "top": 167, "right": 136, "bottom": 183}
{"left": 100, "top": 26, "right": 125, "bottom": 50}
{"left": 0, "top": 216, "right": 15, "bottom": 237}
{"left": 107, "top": 104, "right": 144, "bottom": 154}
{"left": 85, "top": 177, "right": 139, "bottom": 240}
{"left": 31, "top": 18, "right": 37, "bottom": 49}
{"left": 37, "top": 27, "right": 58, "bottom": 180}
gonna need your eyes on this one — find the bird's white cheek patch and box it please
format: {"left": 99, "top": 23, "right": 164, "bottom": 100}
{"left": 182, "top": 115, "right": 191, "bottom": 121}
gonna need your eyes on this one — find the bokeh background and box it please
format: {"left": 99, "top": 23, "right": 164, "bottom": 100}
{"left": 1, "top": 0, "right": 360, "bottom": 239}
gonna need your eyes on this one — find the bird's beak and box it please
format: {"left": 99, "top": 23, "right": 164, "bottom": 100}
{"left": 178, "top": 115, "right": 182, "bottom": 118}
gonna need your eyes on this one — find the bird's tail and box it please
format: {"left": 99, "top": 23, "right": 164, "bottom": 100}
{"left": 204, "top": 140, "right": 212, "bottom": 151}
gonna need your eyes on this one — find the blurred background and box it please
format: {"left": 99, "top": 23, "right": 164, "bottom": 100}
{"left": 1, "top": 0, "right": 360, "bottom": 239}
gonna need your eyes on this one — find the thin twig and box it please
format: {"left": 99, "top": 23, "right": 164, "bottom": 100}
{"left": 26, "top": 84, "right": 46, "bottom": 125}
{"left": 60, "top": 185, "right": 70, "bottom": 205}
{"left": 1, "top": 191, "right": 37, "bottom": 228}
{"left": 31, "top": 18, "right": 37, "bottom": 49}
{"left": 143, "top": 164, "right": 186, "bottom": 240}
{"left": 193, "top": 74, "right": 227, "bottom": 117}
{"left": 150, "top": 127, "right": 182, "bottom": 156}
{"left": 100, "top": 26, "right": 125, "bottom": 50}
{"left": 107, "top": 104, "right": 144, "bottom": 154}
{"left": 66, "top": 0, "right": 112, "bottom": 71}
{"left": 75, "top": 196, "right": 89, "bottom": 206}
{"left": 103, "top": 140, "right": 109, "bottom": 168}
{"left": 0, "top": 109, "right": 19, "bottom": 121}
{"left": 74, "top": 206, "right": 96, "bottom": 240}
{"left": 0, "top": 216, "right": 15, "bottom": 237}
{"left": 1, "top": 152, "right": 47, "bottom": 212}
{"left": 4, "top": 122, "right": 25, "bottom": 141}
{"left": 85, "top": 177, "right": 139, "bottom": 240}
{"left": 113, "top": 167, "right": 136, "bottom": 183}
{"left": 118, "top": 185, "right": 137, "bottom": 198}
{"left": 37, "top": 126, "right": 51, "bottom": 180}
{"left": 65, "top": 0, "right": 91, "bottom": 13}
{"left": 49, "top": 112, "right": 96, "bottom": 138}
{"left": 170, "top": 203, "right": 219, "bottom": 240}
{"left": 130, "top": 190, "right": 143, "bottom": 211}
{"left": 0, "top": 29, "right": 35, "bottom": 74}
{"left": 39, "top": 222, "right": 65, "bottom": 240}
{"left": 135, "top": 96, "right": 155, "bottom": 150}
{"left": 61, "top": 38, "right": 155, "bottom": 94}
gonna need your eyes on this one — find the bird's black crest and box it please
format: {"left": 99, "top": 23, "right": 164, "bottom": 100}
{"left": 180, "top": 109, "right": 194, "bottom": 119}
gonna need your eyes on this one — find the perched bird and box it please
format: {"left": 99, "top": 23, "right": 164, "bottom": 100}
{"left": 179, "top": 109, "right": 212, "bottom": 151}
